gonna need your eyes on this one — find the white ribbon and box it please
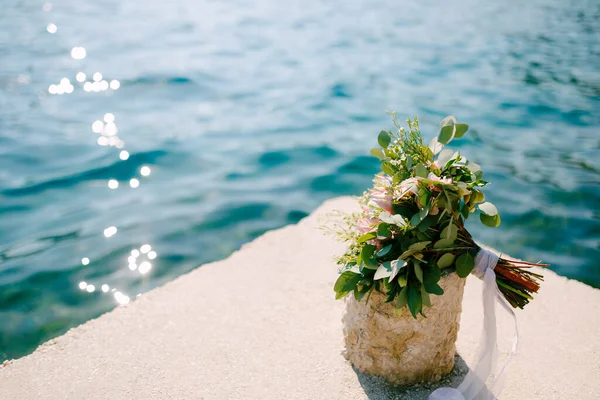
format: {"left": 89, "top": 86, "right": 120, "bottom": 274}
{"left": 429, "top": 249, "right": 519, "bottom": 400}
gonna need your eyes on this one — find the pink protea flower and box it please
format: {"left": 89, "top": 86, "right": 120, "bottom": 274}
{"left": 394, "top": 177, "right": 420, "bottom": 199}
{"left": 369, "top": 187, "right": 394, "bottom": 214}
{"left": 357, "top": 215, "right": 379, "bottom": 233}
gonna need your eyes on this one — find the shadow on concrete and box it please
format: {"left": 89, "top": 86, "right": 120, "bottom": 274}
{"left": 354, "top": 354, "right": 476, "bottom": 400}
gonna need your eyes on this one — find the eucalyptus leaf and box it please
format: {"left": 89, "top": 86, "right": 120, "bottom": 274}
{"left": 377, "top": 244, "right": 393, "bottom": 257}
{"left": 480, "top": 213, "right": 501, "bottom": 227}
{"left": 374, "top": 264, "right": 392, "bottom": 281}
{"left": 440, "top": 115, "right": 457, "bottom": 127}
{"left": 436, "top": 149, "right": 454, "bottom": 169}
{"left": 389, "top": 259, "right": 406, "bottom": 281}
{"left": 478, "top": 202, "right": 498, "bottom": 216}
{"left": 357, "top": 232, "right": 376, "bottom": 243}
{"left": 414, "top": 163, "right": 428, "bottom": 178}
{"left": 454, "top": 123, "right": 469, "bottom": 138}
{"left": 382, "top": 162, "right": 395, "bottom": 175}
{"left": 409, "top": 241, "right": 431, "bottom": 251}
{"left": 379, "top": 212, "right": 407, "bottom": 227}
{"left": 433, "top": 238, "right": 455, "bottom": 249}
{"left": 438, "top": 125, "right": 455, "bottom": 145}
{"left": 377, "top": 223, "right": 391, "bottom": 239}
{"left": 428, "top": 136, "right": 444, "bottom": 155}
{"left": 441, "top": 223, "right": 458, "bottom": 241}
{"left": 370, "top": 148, "right": 385, "bottom": 160}
{"left": 455, "top": 253, "right": 475, "bottom": 277}
{"left": 397, "top": 275, "right": 407, "bottom": 287}
{"left": 437, "top": 253, "right": 455, "bottom": 268}
{"left": 378, "top": 130, "right": 391, "bottom": 148}
{"left": 334, "top": 271, "right": 362, "bottom": 294}
{"left": 410, "top": 207, "right": 429, "bottom": 227}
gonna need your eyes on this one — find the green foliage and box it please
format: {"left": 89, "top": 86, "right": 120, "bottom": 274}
{"left": 332, "top": 113, "right": 503, "bottom": 318}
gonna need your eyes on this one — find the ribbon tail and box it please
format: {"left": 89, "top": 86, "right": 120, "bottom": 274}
{"left": 429, "top": 249, "right": 519, "bottom": 400}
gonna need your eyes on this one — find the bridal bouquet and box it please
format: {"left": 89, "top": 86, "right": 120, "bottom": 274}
{"left": 333, "top": 113, "right": 545, "bottom": 318}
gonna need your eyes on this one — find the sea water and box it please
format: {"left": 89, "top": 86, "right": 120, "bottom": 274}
{"left": 0, "top": 0, "right": 598, "bottom": 360}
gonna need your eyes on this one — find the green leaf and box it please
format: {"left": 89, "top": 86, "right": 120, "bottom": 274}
{"left": 408, "top": 283, "right": 422, "bottom": 318}
{"left": 374, "top": 262, "right": 393, "bottom": 280}
{"left": 381, "top": 162, "right": 395, "bottom": 175}
{"left": 421, "top": 286, "right": 432, "bottom": 307}
{"left": 379, "top": 212, "right": 407, "bottom": 227}
{"left": 437, "top": 253, "right": 455, "bottom": 268}
{"left": 334, "top": 271, "right": 362, "bottom": 294}
{"left": 478, "top": 202, "right": 498, "bottom": 216}
{"left": 410, "top": 207, "right": 429, "bottom": 227}
{"left": 455, "top": 253, "right": 475, "bottom": 278}
{"left": 397, "top": 275, "right": 407, "bottom": 287}
{"left": 378, "top": 130, "right": 391, "bottom": 148}
{"left": 440, "top": 115, "right": 457, "bottom": 127}
{"left": 438, "top": 125, "right": 455, "bottom": 145}
{"left": 434, "top": 238, "right": 455, "bottom": 249}
{"left": 370, "top": 148, "right": 385, "bottom": 160}
{"left": 377, "top": 223, "right": 391, "bottom": 239}
{"left": 335, "top": 290, "right": 351, "bottom": 300}
{"left": 414, "top": 163, "right": 428, "bottom": 178}
{"left": 414, "top": 263, "right": 424, "bottom": 282}
{"left": 423, "top": 265, "right": 444, "bottom": 295}
{"left": 360, "top": 244, "right": 378, "bottom": 268}
{"left": 357, "top": 232, "right": 376, "bottom": 243}
{"left": 409, "top": 241, "right": 431, "bottom": 252}
{"left": 441, "top": 223, "right": 458, "bottom": 241}
{"left": 428, "top": 137, "right": 444, "bottom": 155}
{"left": 480, "top": 213, "right": 501, "bottom": 227}
{"left": 454, "top": 123, "right": 469, "bottom": 138}
{"left": 395, "top": 286, "right": 408, "bottom": 309}
{"left": 377, "top": 244, "right": 393, "bottom": 257}
{"left": 461, "top": 203, "right": 470, "bottom": 220}
{"left": 418, "top": 215, "right": 436, "bottom": 232}
{"left": 389, "top": 259, "right": 406, "bottom": 281}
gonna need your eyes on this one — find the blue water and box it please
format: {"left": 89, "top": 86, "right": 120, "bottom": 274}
{"left": 1, "top": 0, "right": 599, "bottom": 361}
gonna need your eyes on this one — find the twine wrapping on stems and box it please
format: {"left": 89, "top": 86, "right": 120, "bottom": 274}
{"left": 429, "top": 249, "right": 519, "bottom": 400}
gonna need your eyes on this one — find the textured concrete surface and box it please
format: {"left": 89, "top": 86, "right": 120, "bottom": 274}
{"left": 1, "top": 197, "right": 599, "bottom": 399}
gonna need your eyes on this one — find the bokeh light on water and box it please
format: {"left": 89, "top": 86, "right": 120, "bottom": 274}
{"left": 0, "top": 0, "right": 598, "bottom": 361}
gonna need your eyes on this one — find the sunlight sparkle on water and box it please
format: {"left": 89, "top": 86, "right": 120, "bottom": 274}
{"left": 140, "top": 166, "right": 151, "bottom": 176}
{"left": 47, "top": 23, "right": 57, "bottom": 34}
{"left": 103, "top": 226, "right": 117, "bottom": 237}
{"left": 101, "top": 284, "right": 109, "bottom": 293}
{"left": 131, "top": 249, "right": 140, "bottom": 257}
{"left": 104, "top": 122, "right": 118, "bottom": 136}
{"left": 119, "top": 150, "right": 129, "bottom": 160}
{"left": 110, "top": 80, "right": 120, "bottom": 90}
{"left": 140, "top": 244, "right": 151, "bottom": 254}
{"left": 76, "top": 72, "right": 86, "bottom": 82}
{"left": 78, "top": 281, "right": 87, "bottom": 290}
{"left": 92, "top": 120, "right": 104, "bottom": 133}
{"left": 147, "top": 251, "right": 157, "bottom": 260}
{"left": 43, "top": 3, "right": 52, "bottom": 11}
{"left": 138, "top": 262, "right": 152, "bottom": 274}
{"left": 104, "top": 113, "right": 115, "bottom": 123}
{"left": 86, "top": 284, "right": 95, "bottom": 293}
{"left": 71, "top": 47, "right": 86, "bottom": 60}
{"left": 97, "top": 136, "right": 109, "bottom": 146}
{"left": 93, "top": 72, "right": 102, "bottom": 82}
{"left": 129, "top": 178, "right": 140, "bottom": 188}
{"left": 99, "top": 80, "right": 109, "bottom": 91}
{"left": 81, "top": 257, "right": 90, "bottom": 265}
{"left": 83, "top": 82, "right": 92, "bottom": 92}
{"left": 108, "top": 179, "right": 119, "bottom": 189}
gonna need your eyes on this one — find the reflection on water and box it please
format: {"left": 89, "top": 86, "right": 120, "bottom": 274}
{"left": 0, "top": 0, "right": 598, "bottom": 362}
